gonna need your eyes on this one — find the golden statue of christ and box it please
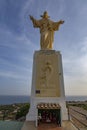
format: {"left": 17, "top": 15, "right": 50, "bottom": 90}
{"left": 30, "top": 11, "right": 64, "bottom": 50}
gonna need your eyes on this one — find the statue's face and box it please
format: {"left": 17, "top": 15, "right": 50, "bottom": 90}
{"left": 43, "top": 12, "right": 49, "bottom": 19}
{"left": 44, "top": 15, "right": 48, "bottom": 19}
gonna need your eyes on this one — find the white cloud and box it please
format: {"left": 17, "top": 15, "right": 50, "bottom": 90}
{"left": 0, "top": 27, "right": 34, "bottom": 84}
{"left": 0, "top": 26, "right": 33, "bottom": 48}
{"left": 0, "top": 71, "right": 26, "bottom": 80}
{"left": 64, "top": 36, "right": 87, "bottom": 96}
{"left": 81, "top": 37, "right": 87, "bottom": 52}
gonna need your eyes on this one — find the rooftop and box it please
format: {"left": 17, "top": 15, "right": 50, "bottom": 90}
{"left": 37, "top": 103, "right": 61, "bottom": 109}
{"left": 0, "top": 121, "right": 23, "bottom": 130}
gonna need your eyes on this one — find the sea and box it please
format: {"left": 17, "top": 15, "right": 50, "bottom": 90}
{"left": 0, "top": 95, "right": 87, "bottom": 105}
{"left": 0, "top": 95, "right": 30, "bottom": 105}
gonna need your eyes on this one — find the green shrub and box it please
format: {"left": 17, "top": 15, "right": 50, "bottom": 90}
{"left": 15, "top": 104, "right": 30, "bottom": 119}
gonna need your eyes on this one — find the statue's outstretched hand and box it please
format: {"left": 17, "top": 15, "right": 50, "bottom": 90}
{"left": 59, "top": 20, "right": 65, "bottom": 24}
{"left": 29, "top": 15, "right": 34, "bottom": 21}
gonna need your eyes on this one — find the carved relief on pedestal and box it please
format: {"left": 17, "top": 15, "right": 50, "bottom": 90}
{"left": 40, "top": 61, "right": 53, "bottom": 87}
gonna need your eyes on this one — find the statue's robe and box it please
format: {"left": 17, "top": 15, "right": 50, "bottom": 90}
{"left": 31, "top": 18, "right": 61, "bottom": 50}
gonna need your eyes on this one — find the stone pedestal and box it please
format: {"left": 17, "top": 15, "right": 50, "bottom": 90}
{"left": 26, "top": 50, "right": 68, "bottom": 121}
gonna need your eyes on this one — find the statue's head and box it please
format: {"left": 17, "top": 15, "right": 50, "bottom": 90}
{"left": 40, "top": 11, "right": 50, "bottom": 19}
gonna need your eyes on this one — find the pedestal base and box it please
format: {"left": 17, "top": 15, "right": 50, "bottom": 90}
{"left": 26, "top": 50, "right": 68, "bottom": 124}
{"left": 26, "top": 97, "right": 68, "bottom": 121}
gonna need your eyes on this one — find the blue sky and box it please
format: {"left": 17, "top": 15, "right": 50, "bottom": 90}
{"left": 0, "top": 0, "right": 87, "bottom": 96}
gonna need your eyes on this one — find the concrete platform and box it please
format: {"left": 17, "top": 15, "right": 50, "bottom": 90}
{"left": 21, "top": 121, "right": 78, "bottom": 130}
{"left": 0, "top": 121, "right": 23, "bottom": 130}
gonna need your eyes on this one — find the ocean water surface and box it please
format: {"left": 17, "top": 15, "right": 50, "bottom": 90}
{"left": 66, "top": 96, "right": 87, "bottom": 101}
{"left": 0, "top": 95, "right": 30, "bottom": 105}
{"left": 0, "top": 95, "right": 87, "bottom": 105}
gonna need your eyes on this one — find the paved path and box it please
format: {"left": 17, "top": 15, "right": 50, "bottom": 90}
{"left": 21, "top": 121, "right": 78, "bottom": 130}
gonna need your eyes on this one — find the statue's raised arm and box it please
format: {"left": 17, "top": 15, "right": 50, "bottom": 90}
{"left": 29, "top": 11, "right": 64, "bottom": 50}
{"left": 29, "top": 15, "right": 40, "bottom": 28}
